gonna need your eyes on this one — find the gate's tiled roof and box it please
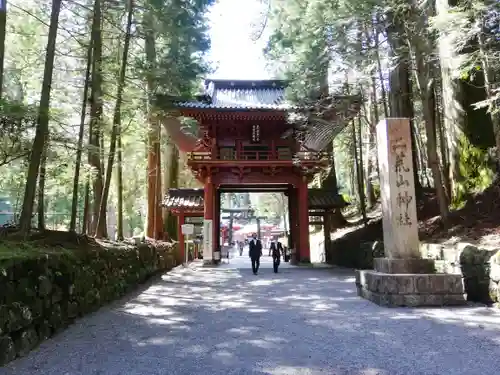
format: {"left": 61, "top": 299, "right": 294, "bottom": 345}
{"left": 162, "top": 188, "right": 348, "bottom": 211}
{"left": 307, "top": 190, "right": 349, "bottom": 209}
{"left": 159, "top": 79, "right": 361, "bottom": 152}
{"left": 174, "top": 80, "right": 292, "bottom": 110}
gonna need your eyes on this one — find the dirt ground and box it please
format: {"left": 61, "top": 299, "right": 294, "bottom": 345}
{"left": 335, "top": 180, "right": 500, "bottom": 249}
{"left": 419, "top": 182, "right": 500, "bottom": 248}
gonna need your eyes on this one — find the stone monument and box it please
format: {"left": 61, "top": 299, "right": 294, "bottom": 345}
{"left": 355, "top": 118, "right": 466, "bottom": 307}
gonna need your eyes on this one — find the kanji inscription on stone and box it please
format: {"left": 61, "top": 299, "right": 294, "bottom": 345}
{"left": 377, "top": 118, "right": 420, "bottom": 258}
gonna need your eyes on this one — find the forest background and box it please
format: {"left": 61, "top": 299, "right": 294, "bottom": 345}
{"left": 0, "top": 0, "right": 499, "bottom": 243}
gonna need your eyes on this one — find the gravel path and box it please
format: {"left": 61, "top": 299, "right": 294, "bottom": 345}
{"left": 2, "top": 257, "right": 500, "bottom": 375}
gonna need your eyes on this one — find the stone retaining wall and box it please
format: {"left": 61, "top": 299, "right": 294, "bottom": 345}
{"left": 327, "top": 232, "right": 499, "bottom": 306}
{"left": 420, "top": 242, "right": 500, "bottom": 306}
{"left": 0, "top": 241, "right": 179, "bottom": 366}
{"left": 326, "top": 222, "right": 384, "bottom": 269}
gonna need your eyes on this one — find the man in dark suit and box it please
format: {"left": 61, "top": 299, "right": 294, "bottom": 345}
{"left": 270, "top": 238, "right": 283, "bottom": 273}
{"left": 248, "top": 233, "right": 262, "bottom": 275}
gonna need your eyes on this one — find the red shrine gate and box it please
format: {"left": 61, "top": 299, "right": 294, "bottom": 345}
{"left": 157, "top": 79, "right": 359, "bottom": 264}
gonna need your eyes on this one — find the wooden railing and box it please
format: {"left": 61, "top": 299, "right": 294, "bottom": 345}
{"left": 188, "top": 151, "right": 211, "bottom": 161}
{"left": 188, "top": 149, "right": 330, "bottom": 162}
{"left": 239, "top": 150, "right": 271, "bottom": 160}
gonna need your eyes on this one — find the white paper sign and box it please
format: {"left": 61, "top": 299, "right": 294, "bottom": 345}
{"left": 203, "top": 219, "right": 213, "bottom": 262}
{"left": 181, "top": 224, "right": 194, "bottom": 235}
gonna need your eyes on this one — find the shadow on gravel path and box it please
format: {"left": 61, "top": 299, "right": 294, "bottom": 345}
{"left": 1, "top": 265, "right": 500, "bottom": 375}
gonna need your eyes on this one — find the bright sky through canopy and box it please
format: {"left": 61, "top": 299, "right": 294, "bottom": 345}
{"left": 207, "top": 0, "right": 272, "bottom": 80}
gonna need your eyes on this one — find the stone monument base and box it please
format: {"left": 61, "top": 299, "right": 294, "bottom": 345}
{"left": 355, "top": 258, "right": 466, "bottom": 307}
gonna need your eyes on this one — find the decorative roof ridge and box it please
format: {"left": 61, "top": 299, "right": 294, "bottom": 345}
{"left": 204, "top": 79, "right": 289, "bottom": 91}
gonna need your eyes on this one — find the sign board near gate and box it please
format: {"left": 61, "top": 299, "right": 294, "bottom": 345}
{"left": 181, "top": 224, "right": 194, "bottom": 235}
{"left": 203, "top": 219, "right": 213, "bottom": 261}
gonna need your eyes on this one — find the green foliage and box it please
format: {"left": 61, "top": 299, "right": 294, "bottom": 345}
{"left": 0, "top": 0, "right": 215, "bottom": 236}
{"left": 264, "top": 0, "right": 333, "bottom": 100}
{"left": 0, "top": 99, "right": 37, "bottom": 166}
{"left": 135, "top": 0, "right": 215, "bottom": 96}
{"left": 264, "top": 0, "right": 500, "bottom": 219}
{"left": 252, "top": 193, "right": 288, "bottom": 222}
{"left": 341, "top": 192, "right": 352, "bottom": 204}
{"left": 452, "top": 134, "right": 495, "bottom": 207}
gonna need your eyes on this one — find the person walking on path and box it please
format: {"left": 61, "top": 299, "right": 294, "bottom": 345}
{"left": 238, "top": 241, "right": 244, "bottom": 256}
{"left": 270, "top": 238, "right": 283, "bottom": 273}
{"left": 248, "top": 233, "right": 262, "bottom": 275}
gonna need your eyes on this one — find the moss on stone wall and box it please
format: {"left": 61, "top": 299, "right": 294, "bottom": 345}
{"left": 0, "top": 239, "right": 179, "bottom": 366}
{"left": 458, "top": 244, "right": 497, "bottom": 303}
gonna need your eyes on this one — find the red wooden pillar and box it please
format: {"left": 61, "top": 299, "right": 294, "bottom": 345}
{"left": 204, "top": 179, "right": 213, "bottom": 219}
{"left": 204, "top": 177, "right": 214, "bottom": 262}
{"left": 212, "top": 185, "right": 220, "bottom": 256}
{"left": 287, "top": 186, "right": 297, "bottom": 254}
{"left": 298, "top": 178, "right": 310, "bottom": 262}
{"left": 178, "top": 214, "right": 185, "bottom": 263}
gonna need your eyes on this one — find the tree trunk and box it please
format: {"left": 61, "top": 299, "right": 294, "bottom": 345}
{"left": 413, "top": 40, "right": 450, "bottom": 226}
{"left": 423, "top": 92, "right": 449, "bottom": 226}
{"left": 165, "top": 146, "right": 179, "bottom": 239}
{"left": 161, "top": 132, "right": 173, "bottom": 223}
{"left": 145, "top": 12, "right": 163, "bottom": 239}
{"left": 351, "top": 121, "right": 361, "bottom": 210}
{"left": 386, "top": 17, "right": 422, "bottom": 195}
{"left": 349, "top": 155, "right": 356, "bottom": 202}
{"left": 89, "top": 0, "right": 105, "bottom": 236}
{"left": 435, "top": 85, "right": 451, "bottom": 198}
{"left": 82, "top": 182, "right": 90, "bottom": 233}
{"left": 83, "top": 90, "right": 93, "bottom": 234}
{"left": 354, "top": 118, "right": 367, "bottom": 223}
{"left": 18, "top": 0, "right": 61, "bottom": 234}
{"left": 366, "top": 129, "right": 377, "bottom": 207}
{"left": 320, "top": 68, "right": 347, "bottom": 228}
{"left": 155, "top": 130, "right": 163, "bottom": 237}
{"left": 277, "top": 194, "right": 288, "bottom": 234}
{"left": 366, "top": 76, "right": 378, "bottom": 207}
{"left": 116, "top": 118, "right": 124, "bottom": 240}
{"left": 70, "top": 37, "right": 93, "bottom": 233}
{"left": 477, "top": 20, "right": 500, "bottom": 164}
{"left": 13, "top": 172, "right": 24, "bottom": 222}
{"left": 37, "top": 143, "right": 47, "bottom": 230}
{"left": 322, "top": 142, "right": 347, "bottom": 227}
{"left": 374, "top": 14, "right": 389, "bottom": 119}
{"left": 436, "top": 0, "right": 466, "bottom": 198}
{"left": 0, "top": 0, "right": 7, "bottom": 99}
{"left": 95, "top": 0, "right": 134, "bottom": 238}
{"left": 412, "top": 118, "right": 431, "bottom": 187}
